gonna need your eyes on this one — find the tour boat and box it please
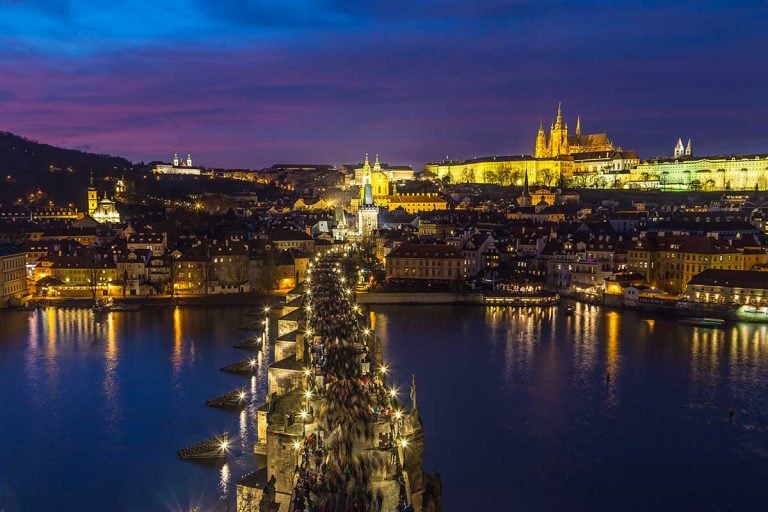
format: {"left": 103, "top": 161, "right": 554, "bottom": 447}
{"left": 678, "top": 317, "right": 725, "bottom": 327}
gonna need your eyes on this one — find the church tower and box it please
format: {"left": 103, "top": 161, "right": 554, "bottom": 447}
{"left": 173, "top": 152, "right": 179, "bottom": 167}
{"left": 674, "top": 138, "right": 685, "bottom": 158}
{"left": 685, "top": 139, "right": 692, "bottom": 157}
{"left": 534, "top": 120, "right": 548, "bottom": 158}
{"left": 548, "top": 103, "right": 569, "bottom": 157}
{"left": 186, "top": 152, "right": 193, "bottom": 167}
{"left": 87, "top": 173, "right": 98, "bottom": 215}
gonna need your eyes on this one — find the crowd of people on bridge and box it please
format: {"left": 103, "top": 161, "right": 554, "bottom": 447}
{"left": 289, "top": 250, "right": 416, "bottom": 512}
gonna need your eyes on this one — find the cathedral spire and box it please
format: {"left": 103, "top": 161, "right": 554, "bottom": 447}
{"left": 373, "top": 154, "right": 381, "bottom": 171}
{"left": 576, "top": 115, "right": 581, "bottom": 137}
{"left": 555, "top": 102, "right": 563, "bottom": 128}
{"left": 364, "top": 153, "right": 369, "bottom": 167}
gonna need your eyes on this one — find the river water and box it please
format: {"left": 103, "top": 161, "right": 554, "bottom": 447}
{"left": 1, "top": 303, "right": 767, "bottom": 511}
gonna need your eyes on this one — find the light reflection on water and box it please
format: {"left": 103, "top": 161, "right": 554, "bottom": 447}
{"left": 0, "top": 306, "right": 272, "bottom": 512}
{"left": 375, "top": 304, "right": 768, "bottom": 511}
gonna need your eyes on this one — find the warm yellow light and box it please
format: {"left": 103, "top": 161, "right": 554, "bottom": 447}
{"left": 399, "top": 439, "right": 408, "bottom": 448}
{"left": 238, "top": 391, "right": 246, "bottom": 401}
{"left": 394, "top": 410, "right": 402, "bottom": 420}
{"left": 300, "top": 410, "right": 308, "bottom": 421}
{"left": 304, "top": 389, "right": 312, "bottom": 399}
{"left": 220, "top": 440, "right": 230, "bottom": 451}
{"left": 264, "top": 306, "right": 270, "bottom": 313}
{"left": 379, "top": 365, "right": 388, "bottom": 375}
{"left": 389, "top": 387, "right": 397, "bottom": 398}
{"left": 249, "top": 359, "right": 256, "bottom": 367}
{"left": 293, "top": 441, "right": 301, "bottom": 450}
{"left": 303, "top": 368, "right": 311, "bottom": 377}
{"left": 362, "top": 328, "right": 370, "bottom": 336}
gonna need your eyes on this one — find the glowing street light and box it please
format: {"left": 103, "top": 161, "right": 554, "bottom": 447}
{"left": 219, "top": 440, "right": 230, "bottom": 452}
{"left": 389, "top": 387, "right": 398, "bottom": 399}
{"left": 399, "top": 438, "right": 408, "bottom": 449}
{"left": 249, "top": 359, "right": 257, "bottom": 368}
{"left": 379, "top": 365, "right": 388, "bottom": 375}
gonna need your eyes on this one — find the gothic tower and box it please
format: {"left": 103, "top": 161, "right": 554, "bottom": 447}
{"left": 685, "top": 139, "right": 692, "bottom": 157}
{"left": 548, "top": 103, "right": 569, "bottom": 157}
{"left": 534, "top": 120, "right": 548, "bottom": 158}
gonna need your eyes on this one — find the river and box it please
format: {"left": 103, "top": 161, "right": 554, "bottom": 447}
{"left": 1, "top": 303, "right": 767, "bottom": 510}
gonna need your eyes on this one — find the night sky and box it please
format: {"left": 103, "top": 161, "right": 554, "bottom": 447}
{"left": 1, "top": 0, "right": 766, "bottom": 169}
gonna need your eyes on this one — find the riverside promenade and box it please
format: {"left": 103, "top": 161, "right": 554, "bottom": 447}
{"left": 237, "top": 247, "right": 440, "bottom": 512}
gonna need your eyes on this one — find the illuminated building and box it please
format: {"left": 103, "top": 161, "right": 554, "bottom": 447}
{"left": 385, "top": 243, "right": 466, "bottom": 281}
{"left": 152, "top": 152, "right": 203, "bottom": 175}
{"left": 357, "top": 181, "right": 379, "bottom": 237}
{"left": 684, "top": 269, "right": 768, "bottom": 306}
{"left": 91, "top": 192, "right": 121, "bottom": 224}
{"left": 626, "top": 235, "right": 749, "bottom": 294}
{"left": 534, "top": 103, "right": 614, "bottom": 158}
{"left": 351, "top": 154, "right": 446, "bottom": 213}
{"left": 626, "top": 152, "right": 768, "bottom": 191}
{"left": 0, "top": 243, "right": 28, "bottom": 307}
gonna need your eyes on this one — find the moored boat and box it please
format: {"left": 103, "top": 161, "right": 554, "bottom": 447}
{"left": 678, "top": 317, "right": 725, "bottom": 327}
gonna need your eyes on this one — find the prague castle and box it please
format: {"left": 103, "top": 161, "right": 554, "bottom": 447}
{"left": 425, "top": 104, "right": 637, "bottom": 187}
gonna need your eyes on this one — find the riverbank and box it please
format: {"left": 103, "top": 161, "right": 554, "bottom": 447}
{"left": 17, "top": 292, "right": 284, "bottom": 309}
{"left": 357, "top": 290, "right": 559, "bottom": 306}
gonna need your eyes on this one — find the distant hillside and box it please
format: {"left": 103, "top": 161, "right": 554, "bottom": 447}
{"left": 0, "top": 131, "right": 138, "bottom": 208}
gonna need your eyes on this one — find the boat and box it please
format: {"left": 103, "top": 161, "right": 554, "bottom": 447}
{"left": 92, "top": 297, "right": 113, "bottom": 312}
{"left": 678, "top": 317, "right": 725, "bottom": 327}
{"left": 110, "top": 303, "right": 140, "bottom": 312}
{"left": 564, "top": 305, "right": 575, "bottom": 316}
{"left": 177, "top": 432, "right": 230, "bottom": 459}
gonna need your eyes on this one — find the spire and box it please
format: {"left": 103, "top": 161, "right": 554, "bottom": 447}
{"left": 364, "top": 153, "right": 369, "bottom": 167}
{"left": 373, "top": 154, "right": 381, "bottom": 171}
{"left": 555, "top": 102, "right": 563, "bottom": 128}
{"left": 576, "top": 115, "right": 581, "bottom": 137}
{"left": 685, "top": 139, "right": 692, "bottom": 157}
{"left": 674, "top": 138, "right": 684, "bottom": 158}
{"left": 89, "top": 171, "right": 94, "bottom": 187}
{"left": 522, "top": 169, "right": 530, "bottom": 197}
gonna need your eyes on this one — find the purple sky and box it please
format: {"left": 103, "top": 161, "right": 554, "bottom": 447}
{"left": 1, "top": 1, "right": 766, "bottom": 169}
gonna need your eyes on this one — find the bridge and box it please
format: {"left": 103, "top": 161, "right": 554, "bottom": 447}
{"left": 237, "top": 247, "right": 440, "bottom": 511}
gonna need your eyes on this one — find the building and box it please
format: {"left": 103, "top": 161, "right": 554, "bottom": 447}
{"left": 152, "top": 152, "right": 204, "bottom": 175}
{"left": 91, "top": 193, "right": 121, "bottom": 224}
{"left": 626, "top": 235, "right": 745, "bottom": 294}
{"left": 626, "top": 153, "right": 768, "bottom": 191}
{"left": 127, "top": 233, "right": 167, "bottom": 257}
{"left": 425, "top": 154, "right": 572, "bottom": 188}
{"left": 386, "top": 193, "right": 447, "bottom": 214}
{"left": 0, "top": 243, "right": 27, "bottom": 307}
{"left": 357, "top": 182, "right": 379, "bottom": 237}
{"left": 684, "top": 269, "right": 768, "bottom": 306}
{"left": 534, "top": 103, "right": 615, "bottom": 158}
{"left": 385, "top": 243, "right": 466, "bottom": 281}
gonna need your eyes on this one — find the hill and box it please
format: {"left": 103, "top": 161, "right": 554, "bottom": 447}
{"left": 0, "top": 131, "right": 138, "bottom": 208}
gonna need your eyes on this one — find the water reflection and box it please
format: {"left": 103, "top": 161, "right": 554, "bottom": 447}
{"left": 102, "top": 313, "right": 121, "bottom": 435}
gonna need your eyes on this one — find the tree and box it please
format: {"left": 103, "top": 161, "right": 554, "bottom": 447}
{"left": 460, "top": 167, "right": 475, "bottom": 184}
{"left": 498, "top": 166, "right": 512, "bottom": 186}
{"left": 483, "top": 169, "right": 499, "bottom": 185}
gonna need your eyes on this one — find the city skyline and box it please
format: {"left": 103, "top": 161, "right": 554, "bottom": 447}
{"left": 1, "top": 1, "right": 767, "bottom": 168}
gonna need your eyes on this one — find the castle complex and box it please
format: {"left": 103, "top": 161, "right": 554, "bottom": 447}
{"left": 425, "top": 103, "right": 768, "bottom": 191}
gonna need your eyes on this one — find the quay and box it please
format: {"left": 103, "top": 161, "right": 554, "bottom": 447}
{"left": 236, "top": 247, "right": 439, "bottom": 511}
{"left": 177, "top": 433, "right": 229, "bottom": 460}
{"left": 220, "top": 358, "right": 259, "bottom": 373}
{"left": 206, "top": 388, "right": 248, "bottom": 409}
